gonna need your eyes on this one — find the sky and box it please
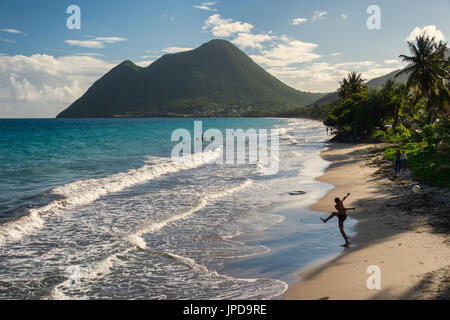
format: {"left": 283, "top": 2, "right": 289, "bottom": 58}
{"left": 0, "top": 0, "right": 449, "bottom": 118}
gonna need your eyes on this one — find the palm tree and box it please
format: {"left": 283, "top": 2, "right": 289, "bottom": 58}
{"left": 396, "top": 34, "right": 449, "bottom": 121}
{"left": 337, "top": 72, "right": 367, "bottom": 100}
{"left": 380, "top": 79, "right": 404, "bottom": 130}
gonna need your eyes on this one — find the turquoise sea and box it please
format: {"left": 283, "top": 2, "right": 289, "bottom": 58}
{"left": 0, "top": 118, "right": 353, "bottom": 299}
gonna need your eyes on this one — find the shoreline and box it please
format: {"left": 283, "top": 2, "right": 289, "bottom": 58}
{"left": 283, "top": 143, "right": 450, "bottom": 300}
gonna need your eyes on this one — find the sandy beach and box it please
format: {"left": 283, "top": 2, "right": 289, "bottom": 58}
{"left": 284, "top": 143, "right": 450, "bottom": 300}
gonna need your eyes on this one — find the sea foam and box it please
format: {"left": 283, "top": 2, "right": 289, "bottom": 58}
{"left": 0, "top": 149, "right": 222, "bottom": 246}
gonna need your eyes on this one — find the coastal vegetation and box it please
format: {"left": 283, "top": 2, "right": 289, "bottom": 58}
{"left": 320, "top": 34, "right": 449, "bottom": 187}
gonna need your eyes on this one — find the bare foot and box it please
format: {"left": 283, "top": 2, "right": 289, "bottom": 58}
{"left": 320, "top": 218, "right": 326, "bottom": 223}
{"left": 342, "top": 243, "right": 350, "bottom": 247}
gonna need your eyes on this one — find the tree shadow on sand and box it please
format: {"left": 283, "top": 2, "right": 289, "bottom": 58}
{"left": 300, "top": 143, "right": 450, "bottom": 299}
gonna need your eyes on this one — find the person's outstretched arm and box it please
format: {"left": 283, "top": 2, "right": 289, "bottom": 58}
{"left": 342, "top": 193, "right": 350, "bottom": 202}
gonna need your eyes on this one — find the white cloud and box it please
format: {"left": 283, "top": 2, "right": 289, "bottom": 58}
{"left": 64, "top": 37, "right": 127, "bottom": 48}
{"left": 330, "top": 52, "right": 342, "bottom": 56}
{"left": 0, "top": 54, "right": 115, "bottom": 117}
{"left": 162, "top": 46, "right": 193, "bottom": 53}
{"left": 202, "top": 14, "right": 274, "bottom": 50}
{"left": 135, "top": 60, "right": 154, "bottom": 67}
{"left": 250, "top": 37, "right": 320, "bottom": 67}
{"left": 1, "top": 28, "right": 26, "bottom": 36}
{"left": 94, "top": 37, "right": 127, "bottom": 44}
{"left": 266, "top": 59, "right": 403, "bottom": 92}
{"left": 65, "top": 40, "right": 105, "bottom": 49}
{"left": 362, "top": 67, "right": 399, "bottom": 80}
{"left": 290, "top": 18, "right": 308, "bottom": 25}
{"left": 75, "top": 52, "right": 107, "bottom": 58}
{"left": 406, "top": 25, "right": 446, "bottom": 42}
{"left": 194, "top": 2, "right": 217, "bottom": 11}
{"left": 341, "top": 14, "right": 348, "bottom": 19}
{"left": 231, "top": 33, "right": 272, "bottom": 49}
{"left": 312, "top": 11, "right": 327, "bottom": 21}
{"left": 384, "top": 59, "right": 401, "bottom": 65}
{"left": 267, "top": 63, "right": 347, "bottom": 92}
{"left": 203, "top": 14, "right": 253, "bottom": 37}
{"left": 334, "top": 61, "right": 377, "bottom": 69}
{"left": 201, "top": 14, "right": 321, "bottom": 67}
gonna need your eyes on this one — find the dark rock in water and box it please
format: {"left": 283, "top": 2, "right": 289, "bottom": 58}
{"left": 289, "top": 191, "right": 306, "bottom": 195}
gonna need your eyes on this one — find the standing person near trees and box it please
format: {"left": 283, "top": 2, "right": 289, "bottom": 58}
{"left": 401, "top": 150, "right": 408, "bottom": 172}
{"left": 394, "top": 150, "right": 402, "bottom": 173}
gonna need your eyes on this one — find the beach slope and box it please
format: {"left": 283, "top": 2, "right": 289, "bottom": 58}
{"left": 284, "top": 143, "right": 450, "bottom": 300}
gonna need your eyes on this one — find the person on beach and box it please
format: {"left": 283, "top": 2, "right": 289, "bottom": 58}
{"left": 320, "top": 193, "right": 355, "bottom": 247}
{"left": 394, "top": 149, "right": 402, "bottom": 173}
{"left": 401, "top": 151, "right": 408, "bottom": 172}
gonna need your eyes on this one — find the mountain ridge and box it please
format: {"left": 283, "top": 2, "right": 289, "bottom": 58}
{"left": 57, "top": 39, "right": 325, "bottom": 118}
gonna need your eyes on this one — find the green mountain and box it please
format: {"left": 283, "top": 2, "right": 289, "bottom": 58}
{"left": 312, "top": 69, "right": 409, "bottom": 106}
{"left": 57, "top": 39, "right": 325, "bottom": 118}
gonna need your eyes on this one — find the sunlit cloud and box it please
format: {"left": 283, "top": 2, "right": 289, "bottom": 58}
{"left": 65, "top": 40, "right": 105, "bottom": 49}
{"left": 250, "top": 37, "right": 321, "bottom": 67}
{"left": 203, "top": 14, "right": 253, "bottom": 37}
{"left": 194, "top": 2, "right": 217, "bottom": 12}
{"left": 312, "top": 11, "right": 327, "bottom": 21}
{"left": 406, "top": 25, "right": 446, "bottom": 42}
{"left": 65, "top": 37, "right": 127, "bottom": 48}
{"left": 231, "top": 33, "right": 272, "bottom": 49}
{"left": 0, "top": 54, "right": 115, "bottom": 117}
{"left": 162, "top": 46, "right": 193, "bottom": 53}
{"left": 135, "top": 60, "right": 154, "bottom": 67}
{"left": 266, "top": 59, "right": 404, "bottom": 92}
{"left": 290, "top": 18, "right": 308, "bottom": 25}
{"left": 1, "top": 28, "right": 27, "bottom": 36}
{"left": 94, "top": 37, "right": 127, "bottom": 44}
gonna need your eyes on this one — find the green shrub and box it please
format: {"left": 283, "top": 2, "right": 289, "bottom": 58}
{"left": 385, "top": 142, "right": 450, "bottom": 187}
{"left": 436, "top": 117, "right": 450, "bottom": 145}
{"left": 388, "top": 124, "right": 412, "bottom": 143}
{"left": 372, "top": 129, "right": 387, "bottom": 142}
{"left": 422, "top": 124, "right": 440, "bottom": 149}
{"left": 371, "top": 124, "right": 411, "bottom": 143}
